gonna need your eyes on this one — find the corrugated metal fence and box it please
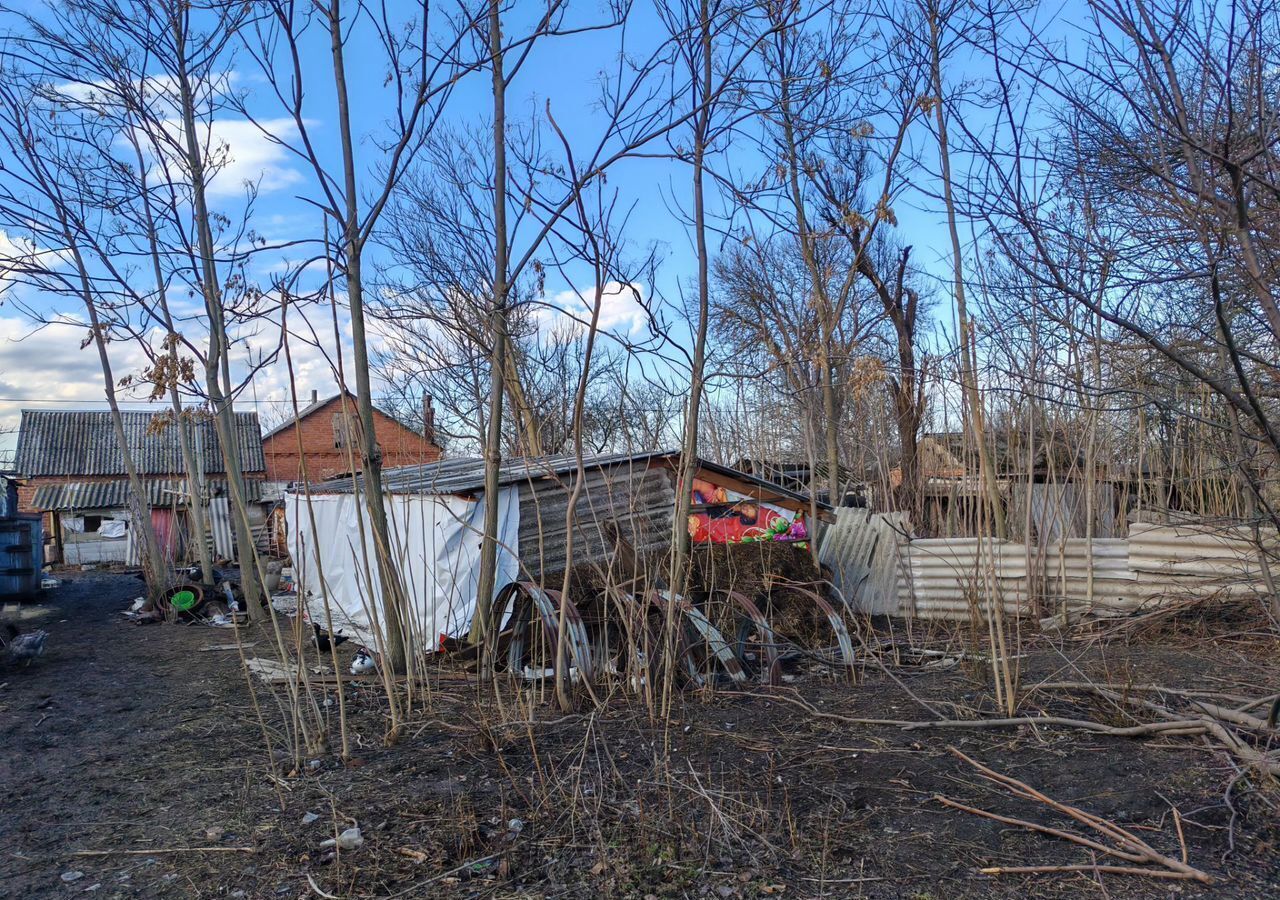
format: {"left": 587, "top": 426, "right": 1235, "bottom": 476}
{"left": 820, "top": 516, "right": 1275, "bottom": 620}
{"left": 817, "top": 508, "right": 904, "bottom": 614}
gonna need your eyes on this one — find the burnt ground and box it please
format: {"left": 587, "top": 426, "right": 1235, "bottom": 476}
{"left": 1, "top": 571, "right": 1278, "bottom": 899}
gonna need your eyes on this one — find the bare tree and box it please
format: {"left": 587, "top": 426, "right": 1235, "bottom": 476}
{"left": 658, "top": 0, "right": 781, "bottom": 594}
{"left": 238, "top": 0, "right": 495, "bottom": 672}
{"left": 975, "top": 0, "right": 1280, "bottom": 523}
{"left": 0, "top": 63, "right": 167, "bottom": 597}
{"left": 3, "top": 0, "right": 308, "bottom": 613}
{"left": 858, "top": 242, "right": 933, "bottom": 524}
{"left": 919, "top": 0, "right": 1009, "bottom": 538}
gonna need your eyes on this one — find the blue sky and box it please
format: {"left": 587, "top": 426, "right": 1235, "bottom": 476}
{"left": 0, "top": 0, "right": 1083, "bottom": 461}
{"left": 0, "top": 3, "right": 695, "bottom": 448}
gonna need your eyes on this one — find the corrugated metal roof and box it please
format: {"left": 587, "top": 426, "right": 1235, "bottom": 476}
{"left": 31, "top": 478, "right": 264, "bottom": 510}
{"left": 315, "top": 450, "right": 666, "bottom": 495}
{"left": 308, "top": 450, "right": 830, "bottom": 509}
{"left": 15, "top": 410, "right": 265, "bottom": 477}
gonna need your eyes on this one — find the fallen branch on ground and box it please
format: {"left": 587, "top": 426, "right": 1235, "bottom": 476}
{"left": 738, "top": 690, "right": 1213, "bottom": 736}
{"left": 979, "top": 864, "right": 1204, "bottom": 879}
{"left": 1027, "top": 681, "right": 1252, "bottom": 703}
{"left": 940, "top": 746, "right": 1211, "bottom": 883}
{"left": 728, "top": 687, "right": 1280, "bottom": 778}
{"left": 1025, "top": 682, "right": 1280, "bottom": 777}
{"left": 1188, "top": 700, "right": 1270, "bottom": 730}
{"left": 73, "top": 847, "right": 254, "bottom": 856}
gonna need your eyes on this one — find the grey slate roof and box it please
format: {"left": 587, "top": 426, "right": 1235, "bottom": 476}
{"left": 15, "top": 410, "right": 266, "bottom": 477}
{"left": 31, "top": 478, "right": 265, "bottom": 511}
{"left": 313, "top": 450, "right": 666, "bottom": 495}
{"left": 309, "top": 449, "right": 830, "bottom": 509}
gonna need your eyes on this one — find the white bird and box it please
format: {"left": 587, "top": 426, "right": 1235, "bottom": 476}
{"left": 350, "top": 647, "right": 377, "bottom": 675}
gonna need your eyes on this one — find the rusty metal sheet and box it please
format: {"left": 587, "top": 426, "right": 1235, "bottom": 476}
{"left": 538, "top": 586, "right": 596, "bottom": 681}
{"left": 499, "top": 581, "right": 596, "bottom": 682}
{"left": 651, "top": 591, "right": 748, "bottom": 685}
{"left": 778, "top": 582, "right": 857, "bottom": 680}
{"left": 716, "top": 589, "right": 781, "bottom": 685}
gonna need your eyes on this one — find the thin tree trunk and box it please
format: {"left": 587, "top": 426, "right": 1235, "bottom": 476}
{"left": 896, "top": 395, "right": 920, "bottom": 522}
{"left": 503, "top": 351, "right": 541, "bottom": 455}
{"left": 171, "top": 391, "right": 213, "bottom": 582}
{"left": 69, "top": 244, "right": 165, "bottom": 597}
{"left": 862, "top": 249, "right": 923, "bottom": 527}
{"left": 326, "top": 0, "right": 407, "bottom": 673}
{"left": 927, "top": 4, "right": 1006, "bottom": 540}
{"left": 773, "top": 25, "right": 841, "bottom": 505}
{"left": 667, "top": 0, "right": 714, "bottom": 599}
{"left": 130, "top": 135, "right": 214, "bottom": 584}
{"left": 16, "top": 90, "right": 167, "bottom": 597}
{"left": 472, "top": 0, "right": 511, "bottom": 652}
{"left": 554, "top": 281, "right": 604, "bottom": 711}
{"left": 171, "top": 6, "right": 262, "bottom": 613}
{"left": 821, "top": 344, "right": 841, "bottom": 504}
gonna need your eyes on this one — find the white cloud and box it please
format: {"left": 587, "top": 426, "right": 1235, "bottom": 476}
{"left": 224, "top": 304, "right": 358, "bottom": 431}
{"left": 202, "top": 117, "right": 304, "bottom": 198}
{"left": 0, "top": 309, "right": 350, "bottom": 461}
{"left": 0, "top": 299, "right": 405, "bottom": 462}
{"left": 537, "top": 281, "right": 649, "bottom": 338}
{"left": 53, "top": 75, "right": 304, "bottom": 200}
{"left": 0, "top": 316, "right": 160, "bottom": 461}
{"left": 0, "top": 231, "right": 71, "bottom": 297}
{"left": 142, "top": 115, "right": 305, "bottom": 200}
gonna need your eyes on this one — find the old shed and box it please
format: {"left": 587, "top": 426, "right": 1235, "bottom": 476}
{"left": 286, "top": 450, "right": 827, "bottom": 649}
{"left": 15, "top": 409, "right": 267, "bottom": 565}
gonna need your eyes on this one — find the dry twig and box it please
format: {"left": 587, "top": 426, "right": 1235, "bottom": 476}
{"left": 940, "top": 746, "right": 1211, "bottom": 883}
{"left": 72, "top": 847, "right": 254, "bottom": 856}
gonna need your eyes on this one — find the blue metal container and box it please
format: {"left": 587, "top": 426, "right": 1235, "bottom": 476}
{"left": 1, "top": 476, "right": 44, "bottom": 598}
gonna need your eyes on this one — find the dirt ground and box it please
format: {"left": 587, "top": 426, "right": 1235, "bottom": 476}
{"left": 1, "top": 571, "right": 1277, "bottom": 899}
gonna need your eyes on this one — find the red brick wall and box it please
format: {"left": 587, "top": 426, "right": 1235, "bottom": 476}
{"left": 261, "top": 397, "right": 442, "bottom": 483}
{"left": 16, "top": 479, "right": 42, "bottom": 514}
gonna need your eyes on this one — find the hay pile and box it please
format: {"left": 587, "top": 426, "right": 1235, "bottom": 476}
{"left": 687, "top": 541, "right": 820, "bottom": 601}
{"left": 687, "top": 542, "right": 835, "bottom": 644}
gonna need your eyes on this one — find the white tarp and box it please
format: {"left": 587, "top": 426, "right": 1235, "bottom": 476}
{"left": 285, "top": 488, "right": 520, "bottom": 651}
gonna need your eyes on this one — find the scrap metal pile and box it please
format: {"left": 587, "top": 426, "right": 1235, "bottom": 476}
{"left": 489, "top": 579, "right": 857, "bottom": 689}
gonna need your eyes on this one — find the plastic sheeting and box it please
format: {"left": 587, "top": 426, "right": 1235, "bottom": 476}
{"left": 285, "top": 488, "right": 520, "bottom": 650}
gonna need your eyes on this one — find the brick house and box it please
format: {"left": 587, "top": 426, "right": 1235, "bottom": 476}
{"left": 260, "top": 392, "right": 442, "bottom": 484}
